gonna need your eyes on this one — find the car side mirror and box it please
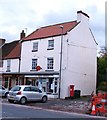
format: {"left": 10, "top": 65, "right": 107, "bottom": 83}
{"left": 2, "top": 88, "right": 5, "bottom": 90}
{"left": 39, "top": 89, "right": 42, "bottom": 93}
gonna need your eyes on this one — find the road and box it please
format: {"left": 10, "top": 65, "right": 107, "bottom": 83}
{"left": 1, "top": 103, "right": 106, "bottom": 120}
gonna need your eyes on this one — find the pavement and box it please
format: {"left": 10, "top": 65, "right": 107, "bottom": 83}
{"left": 2, "top": 96, "right": 107, "bottom": 117}
{"left": 27, "top": 96, "right": 92, "bottom": 114}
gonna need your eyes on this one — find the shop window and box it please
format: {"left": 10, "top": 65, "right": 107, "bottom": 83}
{"left": 16, "top": 79, "right": 18, "bottom": 85}
{"left": 26, "top": 79, "right": 32, "bottom": 85}
{"left": 4, "top": 77, "right": 8, "bottom": 88}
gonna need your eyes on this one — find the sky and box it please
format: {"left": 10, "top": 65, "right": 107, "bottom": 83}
{"left": 0, "top": 0, "right": 106, "bottom": 48}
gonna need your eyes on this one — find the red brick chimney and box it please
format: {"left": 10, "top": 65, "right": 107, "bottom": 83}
{"left": 77, "top": 10, "right": 89, "bottom": 24}
{"left": 0, "top": 38, "right": 5, "bottom": 46}
{"left": 20, "top": 30, "right": 25, "bottom": 39}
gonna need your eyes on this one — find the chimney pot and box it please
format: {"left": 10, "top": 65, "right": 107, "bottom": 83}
{"left": 0, "top": 38, "right": 5, "bottom": 46}
{"left": 20, "top": 30, "right": 25, "bottom": 39}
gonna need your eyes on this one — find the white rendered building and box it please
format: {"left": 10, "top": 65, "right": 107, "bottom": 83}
{"left": 20, "top": 11, "right": 97, "bottom": 99}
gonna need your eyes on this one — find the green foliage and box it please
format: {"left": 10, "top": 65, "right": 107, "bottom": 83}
{"left": 97, "top": 47, "right": 107, "bottom": 91}
{"left": 97, "top": 81, "right": 107, "bottom": 92}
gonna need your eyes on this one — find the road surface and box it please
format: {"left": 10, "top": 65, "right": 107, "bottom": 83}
{"left": 1, "top": 103, "right": 106, "bottom": 120}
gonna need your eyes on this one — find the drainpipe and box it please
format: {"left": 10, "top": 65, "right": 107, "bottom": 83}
{"left": 18, "top": 58, "right": 21, "bottom": 73}
{"left": 59, "top": 25, "right": 64, "bottom": 99}
{"left": 18, "top": 40, "right": 22, "bottom": 85}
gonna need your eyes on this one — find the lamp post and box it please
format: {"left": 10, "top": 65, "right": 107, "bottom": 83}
{"left": 59, "top": 25, "right": 64, "bottom": 99}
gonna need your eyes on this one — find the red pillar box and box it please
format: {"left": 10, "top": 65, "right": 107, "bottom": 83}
{"left": 69, "top": 85, "right": 74, "bottom": 97}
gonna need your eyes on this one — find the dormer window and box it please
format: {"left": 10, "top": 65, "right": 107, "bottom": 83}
{"left": 48, "top": 39, "right": 54, "bottom": 50}
{"left": 32, "top": 42, "right": 38, "bottom": 52}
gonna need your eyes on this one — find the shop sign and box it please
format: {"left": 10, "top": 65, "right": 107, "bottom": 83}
{"left": 36, "top": 66, "right": 42, "bottom": 71}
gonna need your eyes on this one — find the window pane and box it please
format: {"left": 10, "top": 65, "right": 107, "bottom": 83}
{"left": 31, "top": 87, "right": 39, "bottom": 92}
{"left": 47, "top": 58, "right": 54, "bottom": 70}
{"left": 23, "top": 87, "right": 31, "bottom": 91}
{"left": 32, "top": 59, "right": 37, "bottom": 70}
{"left": 48, "top": 40, "right": 54, "bottom": 49}
{"left": 33, "top": 42, "right": 38, "bottom": 51}
{"left": 11, "top": 86, "right": 21, "bottom": 91}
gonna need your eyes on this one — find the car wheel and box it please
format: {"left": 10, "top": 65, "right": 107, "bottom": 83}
{"left": 42, "top": 96, "right": 47, "bottom": 103}
{"left": 20, "top": 97, "right": 27, "bottom": 105}
{"left": 8, "top": 99, "right": 14, "bottom": 103}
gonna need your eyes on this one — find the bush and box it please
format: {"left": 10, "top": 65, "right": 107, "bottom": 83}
{"left": 97, "top": 81, "right": 107, "bottom": 92}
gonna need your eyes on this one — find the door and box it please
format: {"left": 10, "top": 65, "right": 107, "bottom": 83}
{"left": 22, "top": 87, "right": 32, "bottom": 101}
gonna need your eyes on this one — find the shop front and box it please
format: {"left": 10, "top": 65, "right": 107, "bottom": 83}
{"left": 2, "top": 71, "right": 59, "bottom": 98}
{"left": 2, "top": 73, "right": 24, "bottom": 89}
{"left": 24, "top": 72, "right": 59, "bottom": 98}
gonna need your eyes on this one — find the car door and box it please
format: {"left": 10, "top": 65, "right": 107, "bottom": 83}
{"left": 30, "top": 86, "right": 42, "bottom": 101}
{"left": 23, "top": 87, "right": 32, "bottom": 101}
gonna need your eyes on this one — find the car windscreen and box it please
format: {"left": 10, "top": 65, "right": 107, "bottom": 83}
{"left": 11, "top": 86, "right": 21, "bottom": 91}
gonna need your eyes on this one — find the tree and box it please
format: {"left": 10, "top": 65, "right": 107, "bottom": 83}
{"left": 97, "top": 47, "right": 107, "bottom": 92}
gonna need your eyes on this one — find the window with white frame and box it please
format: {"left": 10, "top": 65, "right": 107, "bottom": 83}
{"left": 7, "top": 59, "right": 11, "bottom": 72}
{"left": 32, "top": 42, "right": 38, "bottom": 51}
{"left": 47, "top": 58, "right": 54, "bottom": 70}
{"left": 48, "top": 39, "right": 54, "bottom": 49}
{"left": 32, "top": 59, "right": 37, "bottom": 70}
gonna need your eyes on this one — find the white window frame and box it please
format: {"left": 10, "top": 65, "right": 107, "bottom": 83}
{"left": 47, "top": 58, "right": 54, "bottom": 70}
{"left": 7, "top": 59, "right": 11, "bottom": 72}
{"left": 32, "top": 42, "right": 38, "bottom": 51}
{"left": 32, "top": 59, "right": 37, "bottom": 70}
{"left": 48, "top": 39, "right": 54, "bottom": 50}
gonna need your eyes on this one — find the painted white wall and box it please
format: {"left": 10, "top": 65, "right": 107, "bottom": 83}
{"left": 20, "top": 36, "right": 62, "bottom": 72}
{"left": 60, "top": 20, "right": 97, "bottom": 98}
{"left": 3, "top": 59, "right": 19, "bottom": 72}
{"left": 20, "top": 12, "right": 97, "bottom": 99}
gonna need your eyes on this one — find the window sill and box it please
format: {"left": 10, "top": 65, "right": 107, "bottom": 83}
{"left": 47, "top": 48, "right": 54, "bottom": 50}
{"left": 32, "top": 50, "right": 38, "bottom": 52}
{"left": 6, "top": 70, "right": 11, "bottom": 72}
{"left": 45, "top": 70, "right": 54, "bottom": 72}
{"left": 30, "top": 69, "right": 36, "bottom": 71}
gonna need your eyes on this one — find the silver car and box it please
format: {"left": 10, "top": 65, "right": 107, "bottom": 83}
{"left": 8, "top": 85, "right": 48, "bottom": 104}
{"left": 0, "top": 86, "right": 9, "bottom": 97}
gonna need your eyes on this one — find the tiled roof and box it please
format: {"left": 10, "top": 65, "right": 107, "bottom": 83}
{"left": 1, "top": 40, "right": 21, "bottom": 60}
{"left": 22, "top": 21, "right": 78, "bottom": 41}
{"left": 4, "top": 42, "right": 21, "bottom": 59}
